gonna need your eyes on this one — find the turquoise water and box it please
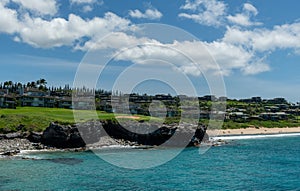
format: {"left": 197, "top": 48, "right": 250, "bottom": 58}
{"left": 1, "top": 135, "right": 300, "bottom": 190}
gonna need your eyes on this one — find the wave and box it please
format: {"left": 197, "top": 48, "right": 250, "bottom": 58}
{"left": 94, "top": 145, "right": 138, "bottom": 149}
{"left": 211, "top": 133, "right": 300, "bottom": 140}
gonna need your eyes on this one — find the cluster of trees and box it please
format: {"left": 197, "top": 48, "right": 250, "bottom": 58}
{"left": 0, "top": 79, "right": 47, "bottom": 91}
{"left": 0, "top": 79, "right": 114, "bottom": 96}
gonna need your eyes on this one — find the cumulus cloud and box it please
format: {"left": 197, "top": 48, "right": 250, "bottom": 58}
{"left": 0, "top": 1, "right": 132, "bottom": 49}
{"left": 227, "top": 3, "right": 262, "bottom": 27}
{"left": 129, "top": 8, "right": 163, "bottom": 20}
{"left": 1, "top": 0, "right": 299, "bottom": 78}
{"left": 18, "top": 12, "right": 132, "bottom": 48}
{"left": 96, "top": 32, "right": 266, "bottom": 76}
{"left": 179, "top": 1, "right": 262, "bottom": 27}
{"left": 223, "top": 22, "right": 300, "bottom": 52}
{"left": 0, "top": 1, "right": 20, "bottom": 33}
{"left": 242, "top": 60, "right": 270, "bottom": 75}
{"left": 12, "top": 0, "right": 58, "bottom": 16}
{"left": 76, "top": 32, "right": 160, "bottom": 51}
{"left": 179, "top": 0, "right": 227, "bottom": 27}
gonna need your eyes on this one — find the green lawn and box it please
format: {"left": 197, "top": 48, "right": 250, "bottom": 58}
{"left": 1, "top": 107, "right": 299, "bottom": 133}
{"left": 0, "top": 107, "right": 151, "bottom": 133}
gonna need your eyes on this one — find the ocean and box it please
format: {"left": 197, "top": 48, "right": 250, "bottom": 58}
{"left": 1, "top": 134, "right": 300, "bottom": 190}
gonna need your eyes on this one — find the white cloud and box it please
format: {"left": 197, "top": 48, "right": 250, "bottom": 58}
{"left": 69, "top": 0, "right": 102, "bottom": 12}
{"left": 227, "top": 3, "right": 262, "bottom": 27}
{"left": 129, "top": 8, "right": 163, "bottom": 20}
{"left": 179, "top": 0, "right": 227, "bottom": 27}
{"left": 227, "top": 13, "right": 262, "bottom": 27}
{"left": 82, "top": 5, "right": 92, "bottom": 12}
{"left": 16, "top": 12, "right": 132, "bottom": 48}
{"left": 179, "top": 1, "right": 262, "bottom": 27}
{"left": 99, "top": 32, "right": 267, "bottom": 76}
{"left": 70, "top": 0, "right": 96, "bottom": 4}
{"left": 242, "top": 60, "right": 270, "bottom": 75}
{"left": 243, "top": 3, "right": 258, "bottom": 16}
{"left": 1, "top": 0, "right": 298, "bottom": 78}
{"left": 0, "top": 1, "right": 20, "bottom": 34}
{"left": 12, "top": 0, "right": 58, "bottom": 16}
{"left": 76, "top": 32, "right": 159, "bottom": 51}
{"left": 223, "top": 23, "right": 300, "bottom": 52}
{"left": 180, "top": 0, "right": 202, "bottom": 11}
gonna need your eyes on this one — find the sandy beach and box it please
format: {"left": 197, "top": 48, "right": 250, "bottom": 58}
{"left": 207, "top": 127, "right": 300, "bottom": 136}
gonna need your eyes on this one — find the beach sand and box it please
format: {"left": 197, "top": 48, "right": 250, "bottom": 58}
{"left": 207, "top": 127, "right": 300, "bottom": 136}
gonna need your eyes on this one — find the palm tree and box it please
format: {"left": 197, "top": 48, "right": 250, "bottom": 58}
{"left": 40, "top": 78, "right": 47, "bottom": 85}
{"left": 30, "top": 81, "right": 36, "bottom": 88}
{"left": 37, "top": 78, "right": 47, "bottom": 90}
{"left": 3, "top": 81, "right": 9, "bottom": 89}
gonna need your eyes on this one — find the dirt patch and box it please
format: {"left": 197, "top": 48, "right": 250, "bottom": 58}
{"left": 115, "top": 116, "right": 141, "bottom": 119}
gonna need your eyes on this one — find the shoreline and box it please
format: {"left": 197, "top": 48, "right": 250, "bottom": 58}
{"left": 207, "top": 127, "right": 300, "bottom": 136}
{"left": 2, "top": 126, "right": 300, "bottom": 158}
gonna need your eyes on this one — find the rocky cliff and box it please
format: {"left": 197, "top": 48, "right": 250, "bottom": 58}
{"left": 1, "top": 120, "right": 208, "bottom": 153}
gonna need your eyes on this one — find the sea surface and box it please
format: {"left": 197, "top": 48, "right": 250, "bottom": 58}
{"left": 1, "top": 134, "right": 300, "bottom": 191}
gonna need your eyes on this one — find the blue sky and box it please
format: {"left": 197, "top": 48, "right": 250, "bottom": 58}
{"left": 0, "top": 0, "right": 299, "bottom": 102}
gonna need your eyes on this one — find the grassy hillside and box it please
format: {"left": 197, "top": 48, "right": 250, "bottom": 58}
{"left": 1, "top": 107, "right": 299, "bottom": 133}
{"left": 0, "top": 107, "right": 151, "bottom": 133}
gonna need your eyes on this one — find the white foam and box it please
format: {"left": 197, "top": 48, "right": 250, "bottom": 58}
{"left": 211, "top": 133, "right": 300, "bottom": 140}
{"left": 100, "top": 145, "right": 137, "bottom": 149}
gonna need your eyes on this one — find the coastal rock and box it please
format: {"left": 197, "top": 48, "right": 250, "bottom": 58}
{"left": 5, "top": 132, "right": 23, "bottom": 139}
{"left": 42, "top": 122, "right": 86, "bottom": 148}
{"left": 1, "top": 120, "right": 208, "bottom": 154}
{"left": 187, "top": 125, "right": 207, "bottom": 146}
{"left": 27, "top": 132, "right": 43, "bottom": 143}
{"left": 2, "top": 149, "right": 20, "bottom": 156}
{"left": 100, "top": 120, "right": 207, "bottom": 147}
{"left": 76, "top": 120, "right": 102, "bottom": 144}
{"left": 0, "top": 138, "right": 44, "bottom": 156}
{"left": 0, "top": 134, "right": 5, "bottom": 140}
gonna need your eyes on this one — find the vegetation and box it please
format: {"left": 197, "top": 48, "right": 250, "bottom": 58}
{"left": 1, "top": 79, "right": 299, "bottom": 133}
{"left": 222, "top": 120, "right": 300, "bottom": 129}
{"left": 0, "top": 107, "right": 299, "bottom": 133}
{"left": 0, "top": 107, "right": 151, "bottom": 133}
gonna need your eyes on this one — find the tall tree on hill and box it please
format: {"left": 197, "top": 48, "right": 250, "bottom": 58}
{"left": 37, "top": 78, "right": 47, "bottom": 91}
{"left": 30, "top": 81, "right": 36, "bottom": 88}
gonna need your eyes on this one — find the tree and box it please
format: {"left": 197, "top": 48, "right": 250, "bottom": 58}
{"left": 30, "top": 81, "right": 36, "bottom": 88}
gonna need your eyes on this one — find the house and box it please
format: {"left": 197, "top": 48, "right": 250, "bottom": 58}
{"left": 0, "top": 89, "right": 8, "bottom": 96}
{"left": 199, "top": 111, "right": 210, "bottom": 119}
{"left": 0, "top": 95, "right": 16, "bottom": 108}
{"left": 211, "top": 111, "right": 227, "bottom": 120}
{"left": 265, "top": 106, "right": 280, "bottom": 112}
{"left": 229, "top": 112, "right": 249, "bottom": 122}
{"left": 198, "top": 95, "right": 217, "bottom": 101}
{"left": 21, "top": 96, "right": 45, "bottom": 107}
{"left": 72, "top": 97, "right": 94, "bottom": 110}
{"left": 218, "top": 96, "right": 228, "bottom": 101}
{"left": 240, "top": 97, "right": 262, "bottom": 103}
{"left": 57, "top": 97, "right": 73, "bottom": 109}
{"left": 23, "top": 88, "right": 48, "bottom": 97}
{"left": 259, "top": 112, "right": 288, "bottom": 121}
{"left": 166, "top": 108, "right": 179, "bottom": 117}
{"left": 44, "top": 96, "right": 57, "bottom": 108}
{"left": 266, "top": 98, "right": 287, "bottom": 104}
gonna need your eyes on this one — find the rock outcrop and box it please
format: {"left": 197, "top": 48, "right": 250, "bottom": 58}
{"left": 1, "top": 120, "right": 208, "bottom": 155}
{"left": 101, "top": 120, "right": 207, "bottom": 147}
{"left": 41, "top": 122, "right": 86, "bottom": 148}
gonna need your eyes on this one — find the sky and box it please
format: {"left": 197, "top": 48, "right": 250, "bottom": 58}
{"left": 0, "top": 0, "right": 299, "bottom": 102}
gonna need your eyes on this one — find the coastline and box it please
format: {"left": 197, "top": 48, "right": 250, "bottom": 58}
{"left": 208, "top": 127, "right": 300, "bottom": 136}
{"left": 2, "top": 125, "right": 300, "bottom": 158}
